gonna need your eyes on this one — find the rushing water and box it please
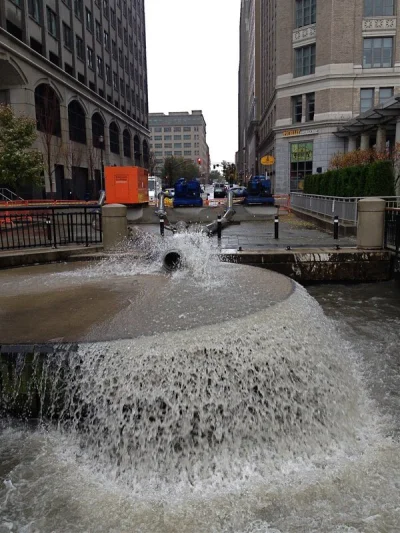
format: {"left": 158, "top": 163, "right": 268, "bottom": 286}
{"left": 1, "top": 232, "right": 400, "bottom": 532}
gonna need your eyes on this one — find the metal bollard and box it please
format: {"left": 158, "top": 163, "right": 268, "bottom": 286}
{"left": 46, "top": 216, "right": 52, "bottom": 242}
{"left": 333, "top": 215, "right": 339, "bottom": 240}
{"left": 160, "top": 216, "right": 165, "bottom": 237}
{"left": 217, "top": 215, "right": 222, "bottom": 240}
{"left": 274, "top": 215, "right": 279, "bottom": 239}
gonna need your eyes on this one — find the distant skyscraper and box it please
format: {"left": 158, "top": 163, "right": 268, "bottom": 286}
{"left": 149, "top": 110, "right": 210, "bottom": 181}
{"left": 239, "top": 0, "right": 400, "bottom": 194}
{"left": 0, "top": 0, "right": 149, "bottom": 199}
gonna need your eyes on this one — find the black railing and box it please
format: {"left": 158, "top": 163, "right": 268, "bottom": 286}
{"left": 384, "top": 208, "right": 400, "bottom": 254}
{"left": 0, "top": 205, "right": 102, "bottom": 251}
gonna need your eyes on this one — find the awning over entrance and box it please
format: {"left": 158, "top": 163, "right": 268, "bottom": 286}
{"left": 336, "top": 96, "right": 400, "bottom": 149}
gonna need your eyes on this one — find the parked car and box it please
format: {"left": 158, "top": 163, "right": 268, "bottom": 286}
{"left": 229, "top": 186, "right": 247, "bottom": 198}
{"left": 213, "top": 183, "right": 227, "bottom": 198}
{"left": 163, "top": 188, "right": 175, "bottom": 198}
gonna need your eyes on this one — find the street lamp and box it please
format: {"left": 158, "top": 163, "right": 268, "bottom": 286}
{"left": 98, "top": 135, "right": 104, "bottom": 191}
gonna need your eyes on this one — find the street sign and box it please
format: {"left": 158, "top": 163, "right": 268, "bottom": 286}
{"left": 261, "top": 155, "right": 275, "bottom": 166}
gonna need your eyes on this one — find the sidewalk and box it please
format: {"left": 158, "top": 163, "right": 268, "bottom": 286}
{"left": 136, "top": 213, "right": 357, "bottom": 250}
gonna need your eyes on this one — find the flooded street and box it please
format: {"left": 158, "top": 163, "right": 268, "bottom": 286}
{"left": 1, "top": 248, "right": 400, "bottom": 532}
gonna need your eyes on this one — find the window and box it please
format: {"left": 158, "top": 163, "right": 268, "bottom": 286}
{"left": 290, "top": 142, "right": 313, "bottom": 192}
{"left": 292, "top": 95, "right": 302, "bottom": 123}
{"left": 125, "top": 56, "right": 129, "bottom": 73}
{"left": 295, "top": 44, "right": 316, "bottom": 77}
{"left": 97, "top": 56, "right": 104, "bottom": 77}
{"left": 117, "top": 18, "right": 122, "bottom": 37}
{"left": 109, "top": 122, "right": 120, "bottom": 154}
{"left": 65, "top": 62, "right": 74, "bottom": 75}
{"left": 306, "top": 92, "right": 315, "bottom": 121}
{"left": 95, "top": 20, "right": 102, "bottom": 42}
{"left": 68, "top": 100, "right": 86, "bottom": 144}
{"left": 183, "top": 134, "right": 191, "bottom": 140}
{"left": 112, "top": 40, "right": 117, "bottom": 59}
{"left": 126, "top": 84, "right": 130, "bottom": 99}
{"left": 86, "top": 8, "right": 93, "bottom": 32}
{"left": 63, "top": 23, "right": 72, "bottom": 49}
{"left": 76, "top": 35, "right": 84, "bottom": 59}
{"left": 87, "top": 46, "right": 94, "bottom": 69}
{"left": 184, "top": 143, "right": 191, "bottom": 148}
{"left": 174, "top": 143, "right": 182, "bottom": 148}
{"left": 363, "top": 37, "right": 393, "bottom": 68}
{"left": 379, "top": 86, "right": 394, "bottom": 104}
{"left": 110, "top": 8, "right": 116, "bottom": 26}
{"left": 154, "top": 127, "right": 162, "bottom": 132}
{"left": 113, "top": 72, "right": 118, "bottom": 90}
{"left": 184, "top": 151, "right": 192, "bottom": 156}
{"left": 183, "top": 126, "right": 191, "bottom": 131}
{"left": 174, "top": 126, "right": 181, "bottom": 132}
{"left": 174, "top": 135, "right": 182, "bottom": 140}
{"left": 28, "top": 0, "right": 41, "bottom": 22}
{"left": 360, "top": 88, "right": 374, "bottom": 112}
{"left": 364, "top": 0, "right": 394, "bottom": 16}
{"left": 106, "top": 64, "right": 111, "bottom": 84}
{"left": 74, "top": 0, "right": 83, "bottom": 20}
{"left": 164, "top": 127, "right": 171, "bottom": 132}
{"left": 47, "top": 7, "right": 57, "bottom": 37}
{"left": 120, "top": 78, "right": 124, "bottom": 96}
{"left": 123, "top": 129, "right": 131, "bottom": 157}
{"left": 164, "top": 143, "right": 172, "bottom": 148}
{"left": 118, "top": 48, "right": 123, "bottom": 64}
{"left": 155, "top": 143, "right": 162, "bottom": 149}
{"left": 164, "top": 135, "right": 172, "bottom": 140}
{"left": 154, "top": 135, "right": 162, "bottom": 141}
{"left": 124, "top": 28, "right": 128, "bottom": 45}
{"left": 295, "top": 0, "right": 316, "bottom": 28}
{"left": 104, "top": 30, "right": 109, "bottom": 49}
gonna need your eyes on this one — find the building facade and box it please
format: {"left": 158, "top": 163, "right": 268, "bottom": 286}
{"left": 239, "top": 0, "right": 400, "bottom": 194}
{"left": 0, "top": 0, "right": 149, "bottom": 199}
{"left": 149, "top": 110, "right": 210, "bottom": 182}
{"left": 238, "top": 0, "right": 261, "bottom": 183}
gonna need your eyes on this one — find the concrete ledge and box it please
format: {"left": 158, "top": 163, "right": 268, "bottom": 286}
{"left": 291, "top": 207, "right": 357, "bottom": 237}
{"left": 0, "top": 245, "right": 104, "bottom": 269}
{"left": 221, "top": 248, "right": 391, "bottom": 282}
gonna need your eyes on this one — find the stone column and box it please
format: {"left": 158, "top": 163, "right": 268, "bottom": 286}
{"left": 357, "top": 198, "right": 386, "bottom": 249}
{"left": 395, "top": 118, "right": 400, "bottom": 196}
{"left": 102, "top": 204, "right": 128, "bottom": 250}
{"left": 348, "top": 136, "right": 357, "bottom": 152}
{"left": 376, "top": 126, "right": 386, "bottom": 152}
{"left": 360, "top": 134, "right": 370, "bottom": 150}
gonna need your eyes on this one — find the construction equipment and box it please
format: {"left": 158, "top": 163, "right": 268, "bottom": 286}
{"left": 173, "top": 178, "right": 203, "bottom": 208}
{"left": 243, "top": 176, "right": 274, "bottom": 206}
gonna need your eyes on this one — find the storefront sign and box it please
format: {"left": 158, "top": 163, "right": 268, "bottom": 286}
{"left": 290, "top": 142, "right": 313, "bottom": 163}
{"left": 283, "top": 129, "right": 318, "bottom": 137}
{"left": 260, "top": 155, "right": 275, "bottom": 166}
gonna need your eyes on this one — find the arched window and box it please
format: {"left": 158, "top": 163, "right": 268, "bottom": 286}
{"left": 92, "top": 113, "right": 105, "bottom": 148}
{"left": 123, "top": 129, "right": 131, "bottom": 158}
{"left": 68, "top": 100, "right": 86, "bottom": 144}
{"left": 109, "top": 122, "right": 120, "bottom": 154}
{"left": 34, "top": 84, "right": 61, "bottom": 137}
{"left": 134, "top": 134, "right": 141, "bottom": 165}
{"left": 142, "top": 139, "right": 149, "bottom": 168}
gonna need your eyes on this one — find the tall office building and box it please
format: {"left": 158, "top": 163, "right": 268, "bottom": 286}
{"left": 239, "top": 0, "right": 400, "bottom": 193}
{"left": 238, "top": 0, "right": 261, "bottom": 182}
{"left": 149, "top": 110, "right": 210, "bottom": 181}
{"left": 0, "top": 0, "right": 149, "bottom": 199}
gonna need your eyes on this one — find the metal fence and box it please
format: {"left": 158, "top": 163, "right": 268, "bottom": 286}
{"left": 291, "top": 193, "right": 400, "bottom": 225}
{"left": 0, "top": 205, "right": 102, "bottom": 251}
{"left": 385, "top": 208, "right": 400, "bottom": 254}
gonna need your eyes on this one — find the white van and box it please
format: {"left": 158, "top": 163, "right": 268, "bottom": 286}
{"left": 148, "top": 176, "right": 162, "bottom": 202}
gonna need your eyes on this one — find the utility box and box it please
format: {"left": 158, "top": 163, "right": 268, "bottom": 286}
{"left": 104, "top": 166, "right": 149, "bottom": 205}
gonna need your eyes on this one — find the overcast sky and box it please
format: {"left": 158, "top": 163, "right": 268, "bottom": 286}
{"left": 145, "top": 0, "right": 241, "bottom": 165}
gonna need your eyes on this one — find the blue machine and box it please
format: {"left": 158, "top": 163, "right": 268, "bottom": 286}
{"left": 173, "top": 178, "right": 203, "bottom": 208}
{"left": 243, "top": 176, "right": 274, "bottom": 205}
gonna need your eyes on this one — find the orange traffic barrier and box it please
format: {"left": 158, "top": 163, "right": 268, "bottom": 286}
{"left": 273, "top": 194, "right": 291, "bottom": 213}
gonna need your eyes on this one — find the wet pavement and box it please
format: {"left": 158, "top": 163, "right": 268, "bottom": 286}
{"left": 135, "top": 213, "right": 357, "bottom": 251}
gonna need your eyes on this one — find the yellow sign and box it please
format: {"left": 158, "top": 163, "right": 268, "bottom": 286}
{"left": 260, "top": 155, "right": 275, "bottom": 166}
{"left": 283, "top": 129, "right": 301, "bottom": 137}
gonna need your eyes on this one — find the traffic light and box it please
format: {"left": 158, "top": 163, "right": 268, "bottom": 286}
{"left": 197, "top": 158, "right": 202, "bottom": 165}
